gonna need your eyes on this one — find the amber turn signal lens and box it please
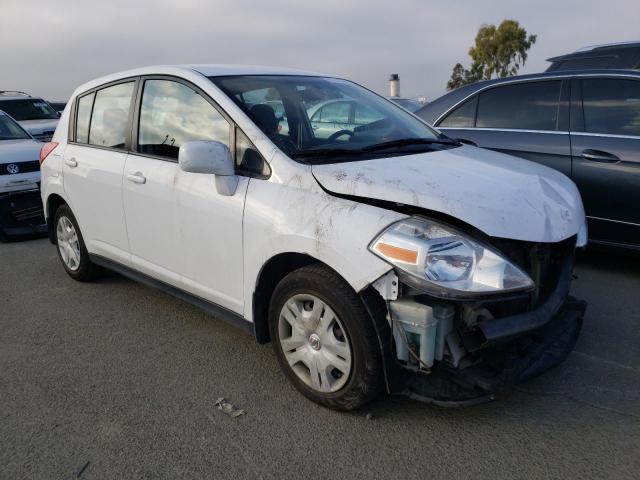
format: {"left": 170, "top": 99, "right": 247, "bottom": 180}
{"left": 375, "top": 242, "right": 418, "bottom": 264}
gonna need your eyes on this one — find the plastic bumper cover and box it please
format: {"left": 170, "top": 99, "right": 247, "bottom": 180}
{"left": 360, "top": 256, "right": 587, "bottom": 407}
{"left": 0, "top": 188, "right": 47, "bottom": 240}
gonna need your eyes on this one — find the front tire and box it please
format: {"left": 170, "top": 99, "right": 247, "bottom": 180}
{"left": 53, "top": 204, "right": 102, "bottom": 281}
{"left": 269, "top": 264, "right": 383, "bottom": 410}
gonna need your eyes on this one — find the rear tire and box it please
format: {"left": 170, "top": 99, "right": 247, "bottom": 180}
{"left": 269, "top": 264, "right": 383, "bottom": 411}
{"left": 53, "top": 204, "right": 102, "bottom": 281}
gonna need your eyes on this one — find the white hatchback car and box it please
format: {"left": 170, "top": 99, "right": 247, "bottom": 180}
{"left": 40, "top": 65, "right": 588, "bottom": 410}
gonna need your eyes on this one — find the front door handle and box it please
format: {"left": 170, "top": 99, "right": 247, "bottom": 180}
{"left": 65, "top": 157, "right": 78, "bottom": 168}
{"left": 581, "top": 149, "right": 620, "bottom": 163}
{"left": 126, "top": 171, "right": 146, "bottom": 184}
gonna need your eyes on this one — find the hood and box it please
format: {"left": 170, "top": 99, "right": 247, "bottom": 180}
{"left": 0, "top": 139, "right": 42, "bottom": 163}
{"left": 18, "top": 118, "right": 59, "bottom": 135}
{"left": 311, "top": 145, "right": 585, "bottom": 243}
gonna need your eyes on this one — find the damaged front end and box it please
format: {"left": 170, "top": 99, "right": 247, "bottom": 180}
{"left": 362, "top": 228, "right": 586, "bottom": 406}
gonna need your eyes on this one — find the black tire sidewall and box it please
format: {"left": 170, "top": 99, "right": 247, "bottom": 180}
{"left": 269, "top": 265, "right": 382, "bottom": 410}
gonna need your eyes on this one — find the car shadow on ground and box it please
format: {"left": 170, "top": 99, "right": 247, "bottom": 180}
{"left": 82, "top": 242, "right": 640, "bottom": 424}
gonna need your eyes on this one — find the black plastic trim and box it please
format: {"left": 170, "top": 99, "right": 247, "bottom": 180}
{"left": 461, "top": 256, "right": 575, "bottom": 351}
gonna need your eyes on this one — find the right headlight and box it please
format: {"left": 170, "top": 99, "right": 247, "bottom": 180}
{"left": 369, "top": 217, "right": 534, "bottom": 298}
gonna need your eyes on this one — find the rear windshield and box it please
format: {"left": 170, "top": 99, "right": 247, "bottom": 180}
{"left": 0, "top": 99, "right": 59, "bottom": 121}
{"left": 0, "top": 111, "right": 30, "bottom": 140}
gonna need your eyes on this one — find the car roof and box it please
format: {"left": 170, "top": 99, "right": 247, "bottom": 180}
{"left": 72, "top": 64, "right": 329, "bottom": 97}
{"left": 0, "top": 93, "right": 44, "bottom": 101}
{"left": 548, "top": 41, "right": 640, "bottom": 60}
{"left": 415, "top": 69, "right": 640, "bottom": 124}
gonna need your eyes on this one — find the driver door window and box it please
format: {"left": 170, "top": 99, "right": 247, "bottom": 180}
{"left": 137, "top": 80, "right": 230, "bottom": 160}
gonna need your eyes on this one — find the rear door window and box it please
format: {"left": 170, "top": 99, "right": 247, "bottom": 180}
{"left": 476, "top": 81, "right": 562, "bottom": 131}
{"left": 137, "top": 79, "right": 230, "bottom": 160}
{"left": 581, "top": 78, "right": 640, "bottom": 136}
{"left": 88, "top": 82, "right": 135, "bottom": 149}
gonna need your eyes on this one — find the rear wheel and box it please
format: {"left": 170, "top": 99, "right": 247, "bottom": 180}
{"left": 54, "top": 204, "right": 102, "bottom": 281}
{"left": 269, "top": 264, "right": 383, "bottom": 410}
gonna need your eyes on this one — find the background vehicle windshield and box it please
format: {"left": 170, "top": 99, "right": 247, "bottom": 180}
{"left": 0, "top": 99, "right": 59, "bottom": 121}
{"left": 211, "top": 75, "right": 446, "bottom": 162}
{"left": 0, "top": 111, "right": 30, "bottom": 140}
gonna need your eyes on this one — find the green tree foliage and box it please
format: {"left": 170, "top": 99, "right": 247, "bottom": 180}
{"left": 447, "top": 20, "right": 537, "bottom": 90}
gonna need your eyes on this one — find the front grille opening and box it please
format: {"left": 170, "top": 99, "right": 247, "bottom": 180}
{"left": 484, "top": 236, "right": 576, "bottom": 313}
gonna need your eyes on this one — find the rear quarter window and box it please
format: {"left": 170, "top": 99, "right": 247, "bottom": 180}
{"left": 75, "top": 92, "right": 95, "bottom": 143}
{"left": 439, "top": 96, "right": 478, "bottom": 128}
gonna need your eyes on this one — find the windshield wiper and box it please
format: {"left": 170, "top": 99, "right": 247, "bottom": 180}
{"left": 362, "top": 137, "right": 459, "bottom": 152}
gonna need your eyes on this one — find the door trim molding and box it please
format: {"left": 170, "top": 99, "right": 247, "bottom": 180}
{"left": 587, "top": 215, "right": 640, "bottom": 227}
{"left": 571, "top": 131, "right": 640, "bottom": 140}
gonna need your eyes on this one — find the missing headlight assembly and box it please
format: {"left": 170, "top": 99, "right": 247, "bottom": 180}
{"left": 366, "top": 218, "right": 587, "bottom": 406}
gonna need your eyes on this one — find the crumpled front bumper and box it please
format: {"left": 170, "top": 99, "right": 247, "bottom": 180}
{"left": 402, "top": 298, "right": 586, "bottom": 406}
{"left": 360, "top": 256, "right": 587, "bottom": 407}
{"left": 0, "top": 188, "right": 48, "bottom": 240}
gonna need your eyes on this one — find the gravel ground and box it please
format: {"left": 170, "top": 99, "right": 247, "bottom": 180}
{"left": 1, "top": 239, "right": 638, "bottom": 479}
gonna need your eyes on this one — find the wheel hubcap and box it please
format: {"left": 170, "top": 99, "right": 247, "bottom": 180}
{"left": 56, "top": 216, "right": 81, "bottom": 271}
{"left": 278, "top": 294, "right": 352, "bottom": 393}
{"left": 309, "top": 333, "right": 321, "bottom": 351}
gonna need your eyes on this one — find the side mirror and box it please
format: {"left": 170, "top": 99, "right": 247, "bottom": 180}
{"left": 178, "top": 140, "right": 239, "bottom": 196}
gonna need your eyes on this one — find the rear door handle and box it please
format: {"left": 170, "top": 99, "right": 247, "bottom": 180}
{"left": 581, "top": 149, "right": 620, "bottom": 163}
{"left": 65, "top": 157, "right": 78, "bottom": 168}
{"left": 127, "top": 171, "right": 146, "bottom": 184}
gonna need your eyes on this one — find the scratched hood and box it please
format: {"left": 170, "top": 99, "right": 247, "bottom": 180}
{"left": 311, "top": 145, "right": 585, "bottom": 243}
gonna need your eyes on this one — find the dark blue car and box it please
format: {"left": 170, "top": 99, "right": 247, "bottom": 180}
{"left": 416, "top": 69, "right": 640, "bottom": 250}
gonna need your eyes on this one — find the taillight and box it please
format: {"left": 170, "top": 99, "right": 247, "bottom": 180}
{"left": 40, "top": 142, "right": 59, "bottom": 165}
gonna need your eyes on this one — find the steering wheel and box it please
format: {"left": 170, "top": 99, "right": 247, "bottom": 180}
{"left": 327, "top": 130, "right": 354, "bottom": 142}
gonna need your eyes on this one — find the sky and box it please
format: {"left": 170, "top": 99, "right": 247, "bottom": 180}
{"left": 1, "top": 0, "right": 637, "bottom": 102}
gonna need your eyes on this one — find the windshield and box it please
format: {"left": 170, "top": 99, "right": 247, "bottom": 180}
{"left": 210, "top": 75, "right": 455, "bottom": 164}
{"left": 0, "top": 99, "right": 59, "bottom": 121}
{"left": 0, "top": 111, "right": 30, "bottom": 140}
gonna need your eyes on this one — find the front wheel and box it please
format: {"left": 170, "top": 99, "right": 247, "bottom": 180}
{"left": 269, "top": 264, "right": 383, "bottom": 410}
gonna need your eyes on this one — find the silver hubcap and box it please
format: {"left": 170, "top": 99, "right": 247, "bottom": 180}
{"left": 278, "top": 294, "right": 352, "bottom": 393}
{"left": 56, "top": 216, "right": 81, "bottom": 271}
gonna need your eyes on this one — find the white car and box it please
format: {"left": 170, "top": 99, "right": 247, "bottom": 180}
{"left": 40, "top": 65, "right": 588, "bottom": 410}
{"left": 0, "top": 110, "right": 47, "bottom": 240}
{"left": 0, "top": 91, "right": 60, "bottom": 142}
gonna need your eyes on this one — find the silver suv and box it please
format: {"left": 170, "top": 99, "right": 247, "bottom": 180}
{"left": 0, "top": 91, "right": 60, "bottom": 142}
